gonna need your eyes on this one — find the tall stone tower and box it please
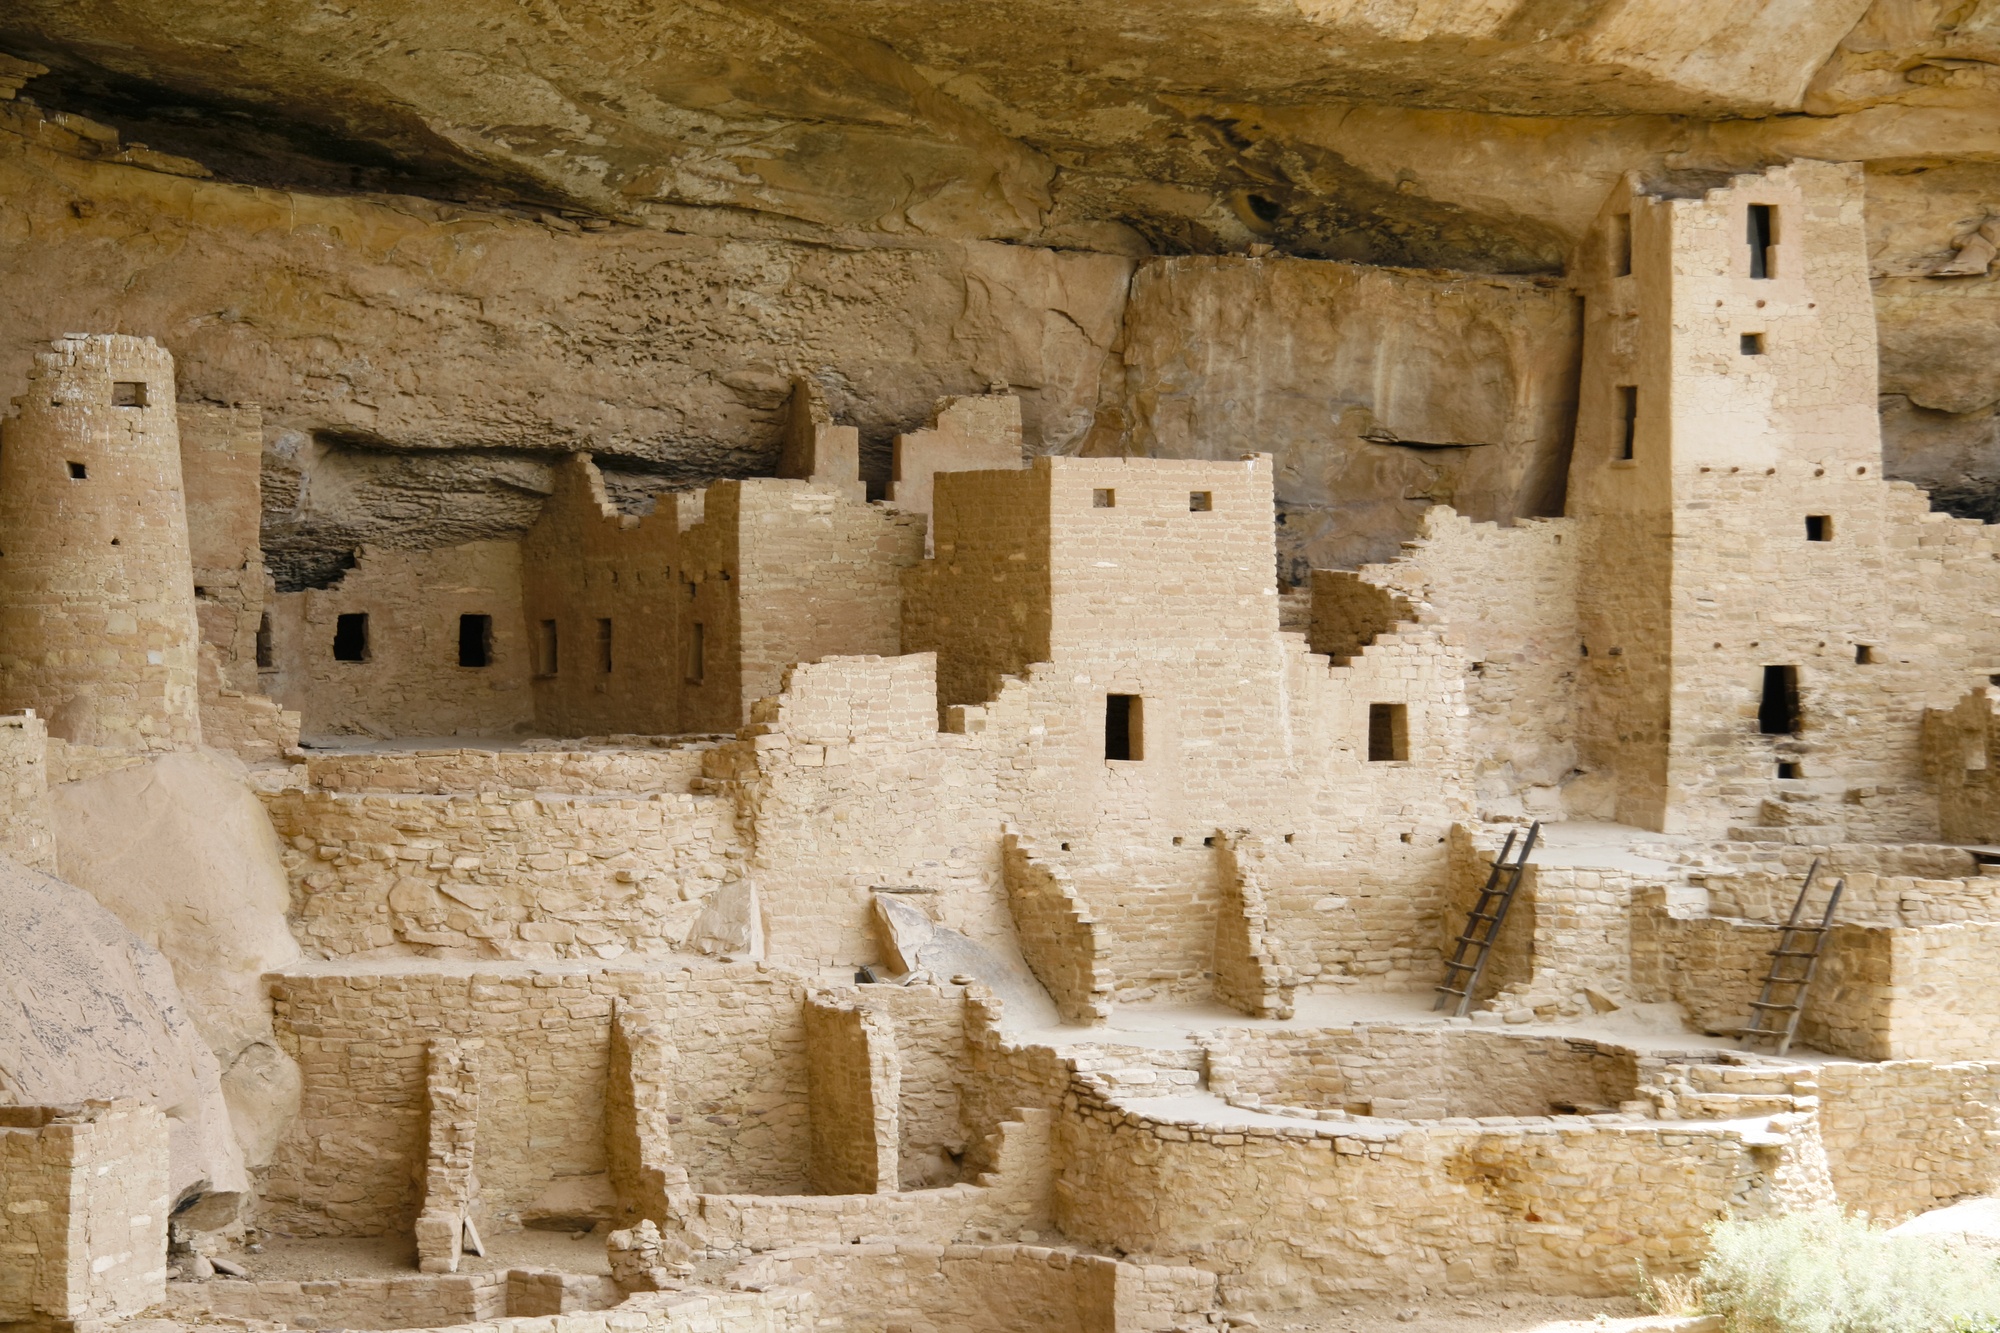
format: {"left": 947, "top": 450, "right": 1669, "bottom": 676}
{"left": 0, "top": 335, "right": 203, "bottom": 750}
{"left": 1569, "top": 162, "right": 1910, "bottom": 835}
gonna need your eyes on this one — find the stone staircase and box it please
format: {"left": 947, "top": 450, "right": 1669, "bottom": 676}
{"left": 1638, "top": 1058, "right": 1816, "bottom": 1122}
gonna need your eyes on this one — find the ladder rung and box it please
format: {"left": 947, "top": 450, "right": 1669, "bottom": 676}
{"left": 1434, "top": 985, "right": 1468, "bottom": 997}
{"left": 1748, "top": 1000, "right": 1801, "bottom": 1012}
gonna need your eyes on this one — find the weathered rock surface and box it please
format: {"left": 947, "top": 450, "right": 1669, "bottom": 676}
{"left": 0, "top": 856, "right": 248, "bottom": 1211}
{"left": 50, "top": 750, "right": 302, "bottom": 1174}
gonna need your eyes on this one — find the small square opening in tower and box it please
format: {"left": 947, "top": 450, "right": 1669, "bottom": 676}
{"left": 1856, "top": 644, "right": 1876, "bottom": 665}
{"left": 458, "top": 614, "right": 492, "bottom": 668}
{"left": 1617, "top": 386, "right": 1638, "bottom": 461}
{"left": 1189, "top": 491, "right": 1212, "bottom": 512}
{"left": 1748, "top": 204, "right": 1777, "bottom": 279}
{"left": 597, "top": 618, "right": 613, "bottom": 673}
{"left": 1740, "top": 333, "right": 1765, "bottom": 355}
{"left": 1367, "top": 703, "right": 1409, "bottom": 762}
{"left": 1093, "top": 488, "right": 1116, "bottom": 509}
{"left": 1610, "top": 213, "right": 1632, "bottom": 277}
{"left": 111, "top": 381, "right": 147, "bottom": 408}
{"left": 1759, "top": 664, "right": 1801, "bottom": 735}
{"left": 332, "top": 613, "right": 369, "bottom": 663}
{"left": 1105, "top": 693, "right": 1142, "bottom": 761}
{"left": 1806, "top": 515, "right": 1832, "bottom": 542}
{"left": 1777, "top": 761, "right": 1802, "bottom": 779}
{"left": 66, "top": 461, "right": 86, "bottom": 480}
{"left": 535, "top": 619, "right": 559, "bottom": 677}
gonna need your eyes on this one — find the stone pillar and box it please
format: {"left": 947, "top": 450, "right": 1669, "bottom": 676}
{"left": 803, "top": 990, "right": 900, "bottom": 1195}
{"left": 415, "top": 1038, "right": 479, "bottom": 1273}
{"left": 0, "top": 335, "right": 202, "bottom": 750}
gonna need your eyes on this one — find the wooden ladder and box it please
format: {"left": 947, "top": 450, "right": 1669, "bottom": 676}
{"left": 1434, "top": 821, "right": 1540, "bottom": 1019}
{"left": 1740, "top": 858, "right": 1845, "bottom": 1057}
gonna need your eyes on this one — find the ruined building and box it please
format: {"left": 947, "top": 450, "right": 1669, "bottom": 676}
{"left": 10, "top": 160, "right": 2000, "bottom": 1332}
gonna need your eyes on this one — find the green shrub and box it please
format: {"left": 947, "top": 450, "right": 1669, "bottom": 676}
{"left": 1698, "top": 1208, "right": 2000, "bottom": 1333}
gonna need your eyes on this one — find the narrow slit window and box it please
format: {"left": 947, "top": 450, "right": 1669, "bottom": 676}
{"left": 1806, "top": 515, "right": 1832, "bottom": 542}
{"left": 1367, "top": 703, "right": 1409, "bottom": 762}
{"left": 255, "top": 613, "right": 274, "bottom": 670}
{"left": 1105, "top": 694, "right": 1142, "bottom": 761}
{"left": 1610, "top": 213, "right": 1632, "bottom": 277}
{"left": 1748, "top": 204, "right": 1776, "bottom": 280}
{"left": 111, "top": 381, "right": 147, "bottom": 408}
{"left": 597, "top": 617, "right": 613, "bottom": 673}
{"left": 332, "top": 613, "right": 369, "bottom": 663}
{"left": 1855, "top": 645, "right": 1876, "bottom": 665}
{"left": 1740, "top": 332, "right": 1765, "bottom": 355}
{"left": 535, "top": 619, "right": 559, "bottom": 677}
{"left": 1189, "top": 491, "right": 1212, "bottom": 512}
{"left": 458, "top": 614, "right": 492, "bottom": 668}
{"left": 66, "top": 461, "right": 86, "bottom": 480}
{"left": 1759, "top": 664, "right": 1801, "bottom": 735}
{"left": 1618, "top": 386, "right": 1638, "bottom": 461}
{"left": 1093, "top": 488, "right": 1116, "bottom": 509}
{"left": 685, "top": 622, "right": 705, "bottom": 685}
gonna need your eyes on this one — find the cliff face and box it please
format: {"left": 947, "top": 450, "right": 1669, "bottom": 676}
{"left": 3, "top": 2, "right": 2000, "bottom": 573}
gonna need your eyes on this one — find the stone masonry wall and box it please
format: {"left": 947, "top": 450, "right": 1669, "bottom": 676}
{"left": 0, "top": 1101, "right": 169, "bottom": 1324}
{"left": 416, "top": 1037, "right": 481, "bottom": 1273}
{"left": 1001, "top": 831, "right": 1113, "bottom": 1025}
{"left": 804, "top": 991, "right": 900, "bottom": 1196}
{"left": 1818, "top": 1060, "right": 2000, "bottom": 1224}
{"left": 0, "top": 711, "right": 56, "bottom": 871}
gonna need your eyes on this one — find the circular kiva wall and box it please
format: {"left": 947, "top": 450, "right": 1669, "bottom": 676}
{"left": 1202, "top": 1026, "right": 1647, "bottom": 1120}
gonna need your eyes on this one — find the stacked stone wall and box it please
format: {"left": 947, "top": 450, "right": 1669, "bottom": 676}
{"left": 803, "top": 991, "right": 900, "bottom": 1195}
{"left": 1818, "top": 1060, "right": 2000, "bottom": 1223}
{"left": 303, "top": 742, "right": 717, "bottom": 798}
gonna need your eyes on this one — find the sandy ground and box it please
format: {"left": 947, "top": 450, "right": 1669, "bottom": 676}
{"left": 221, "top": 1227, "right": 613, "bottom": 1281}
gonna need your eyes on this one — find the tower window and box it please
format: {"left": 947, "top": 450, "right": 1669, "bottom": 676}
{"left": 1367, "top": 703, "right": 1409, "bottom": 762}
{"left": 535, "top": 619, "right": 559, "bottom": 677}
{"left": 255, "top": 613, "right": 274, "bottom": 670}
{"left": 1610, "top": 213, "right": 1632, "bottom": 277}
{"left": 1806, "top": 515, "right": 1831, "bottom": 542}
{"left": 66, "top": 461, "right": 86, "bottom": 480}
{"left": 1093, "top": 488, "right": 1116, "bottom": 509}
{"left": 1748, "top": 204, "right": 1776, "bottom": 280}
{"left": 1189, "top": 491, "right": 1212, "bottom": 512}
{"left": 1618, "top": 386, "right": 1638, "bottom": 461}
{"left": 1105, "top": 694, "right": 1142, "bottom": 761}
{"left": 1740, "top": 333, "right": 1765, "bottom": 355}
{"left": 1855, "top": 645, "right": 1876, "bottom": 665}
{"left": 1758, "top": 665, "right": 1801, "bottom": 735}
{"left": 597, "top": 618, "right": 613, "bottom": 673}
{"left": 111, "top": 381, "right": 147, "bottom": 407}
{"left": 1777, "top": 761, "right": 1802, "bottom": 780}
{"left": 685, "top": 622, "right": 705, "bottom": 685}
{"left": 458, "top": 614, "right": 492, "bottom": 668}
{"left": 332, "top": 613, "right": 369, "bottom": 663}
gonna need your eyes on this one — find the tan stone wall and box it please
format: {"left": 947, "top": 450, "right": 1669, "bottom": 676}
{"left": 803, "top": 990, "right": 900, "bottom": 1196}
{"left": 302, "top": 742, "right": 718, "bottom": 798}
{"left": 180, "top": 401, "right": 268, "bottom": 693}
{"left": 1818, "top": 1060, "right": 2000, "bottom": 1224}
{"left": 888, "top": 393, "right": 1026, "bottom": 539}
{"left": 265, "top": 963, "right": 813, "bottom": 1236}
{"left": 1001, "top": 831, "right": 1113, "bottom": 1025}
{"left": 522, "top": 456, "right": 683, "bottom": 738}
{"left": 416, "top": 1037, "right": 481, "bottom": 1273}
{"left": 270, "top": 541, "right": 535, "bottom": 738}
{"left": 0, "top": 1101, "right": 169, "bottom": 1324}
{"left": 1211, "top": 832, "right": 1295, "bottom": 1019}
{"left": 0, "top": 334, "right": 203, "bottom": 749}
{"left": 263, "top": 785, "right": 740, "bottom": 960}
{"left": 0, "top": 711, "right": 56, "bottom": 871}
{"left": 164, "top": 1270, "right": 509, "bottom": 1329}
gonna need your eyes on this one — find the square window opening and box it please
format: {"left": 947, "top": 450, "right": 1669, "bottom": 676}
{"left": 1806, "top": 515, "right": 1832, "bottom": 542}
{"left": 1740, "top": 332, "right": 1765, "bottom": 355}
{"left": 1856, "top": 644, "right": 1876, "bottom": 665}
{"left": 535, "top": 619, "right": 559, "bottom": 677}
{"left": 1367, "top": 702, "right": 1409, "bottom": 762}
{"left": 1748, "top": 204, "right": 1777, "bottom": 279}
{"left": 111, "top": 381, "right": 147, "bottom": 408}
{"left": 1617, "top": 386, "right": 1638, "bottom": 461}
{"left": 597, "top": 618, "right": 613, "bottom": 673}
{"left": 458, "top": 614, "right": 492, "bottom": 668}
{"left": 1610, "top": 213, "right": 1632, "bottom": 277}
{"left": 1105, "top": 693, "right": 1143, "bottom": 761}
{"left": 1777, "top": 761, "right": 1802, "bottom": 780}
{"left": 1189, "top": 491, "right": 1212, "bottom": 512}
{"left": 1759, "top": 664, "right": 1801, "bottom": 735}
{"left": 255, "top": 613, "right": 274, "bottom": 670}
{"left": 1093, "top": 488, "right": 1116, "bottom": 509}
{"left": 332, "top": 612, "right": 369, "bottom": 663}
{"left": 685, "top": 622, "right": 705, "bottom": 685}
{"left": 66, "top": 461, "right": 86, "bottom": 480}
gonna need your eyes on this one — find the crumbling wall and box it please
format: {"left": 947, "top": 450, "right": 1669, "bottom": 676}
{"left": 1210, "top": 832, "right": 1295, "bottom": 1019}
{"left": 269, "top": 541, "right": 533, "bottom": 739}
{"left": 0, "top": 1101, "right": 169, "bottom": 1325}
{"left": 1001, "top": 831, "right": 1113, "bottom": 1025}
{"left": 301, "top": 743, "right": 716, "bottom": 797}
{"left": 263, "top": 786, "right": 740, "bottom": 960}
{"left": 0, "top": 711, "right": 55, "bottom": 870}
{"left": 889, "top": 393, "right": 1026, "bottom": 538}
{"left": 180, "top": 401, "right": 269, "bottom": 694}
{"left": 416, "top": 1038, "right": 481, "bottom": 1274}
{"left": 804, "top": 990, "right": 900, "bottom": 1196}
